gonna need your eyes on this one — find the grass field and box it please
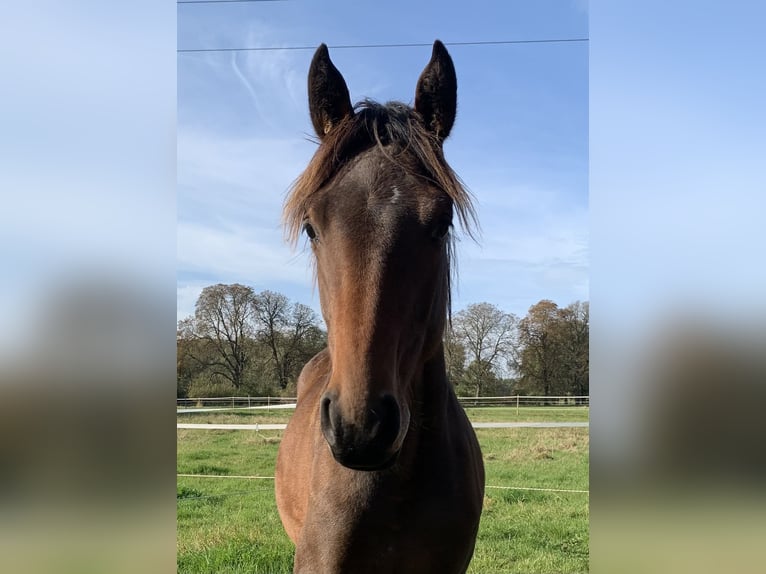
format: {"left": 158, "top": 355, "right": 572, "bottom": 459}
{"left": 177, "top": 406, "right": 590, "bottom": 426}
{"left": 177, "top": 409, "right": 589, "bottom": 573}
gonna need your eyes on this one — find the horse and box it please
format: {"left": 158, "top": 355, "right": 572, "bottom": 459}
{"left": 275, "top": 40, "right": 485, "bottom": 574}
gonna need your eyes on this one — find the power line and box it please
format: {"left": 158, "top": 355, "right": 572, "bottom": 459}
{"left": 178, "top": 38, "right": 588, "bottom": 54}
{"left": 178, "top": 0, "right": 286, "bottom": 4}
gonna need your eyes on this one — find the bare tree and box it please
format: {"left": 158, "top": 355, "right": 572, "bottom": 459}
{"left": 184, "top": 283, "right": 256, "bottom": 389}
{"left": 252, "top": 290, "right": 289, "bottom": 387}
{"left": 177, "top": 285, "right": 327, "bottom": 396}
{"left": 253, "top": 291, "right": 323, "bottom": 389}
{"left": 451, "top": 303, "right": 517, "bottom": 397}
{"left": 279, "top": 302, "right": 322, "bottom": 389}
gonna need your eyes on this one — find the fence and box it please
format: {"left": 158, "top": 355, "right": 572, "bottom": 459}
{"left": 176, "top": 473, "right": 589, "bottom": 496}
{"left": 455, "top": 395, "right": 589, "bottom": 407}
{"left": 177, "top": 395, "right": 298, "bottom": 409}
{"left": 177, "top": 395, "right": 589, "bottom": 410}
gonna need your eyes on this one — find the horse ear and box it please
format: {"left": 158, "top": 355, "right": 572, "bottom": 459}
{"left": 308, "top": 44, "right": 353, "bottom": 139}
{"left": 415, "top": 40, "right": 457, "bottom": 142}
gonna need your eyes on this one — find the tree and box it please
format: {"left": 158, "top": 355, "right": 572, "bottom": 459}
{"left": 515, "top": 299, "right": 589, "bottom": 398}
{"left": 276, "top": 302, "right": 325, "bottom": 390}
{"left": 176, "top": 285, "right": 328, "bottom": 397}
{"left": 183, "top": 283, "right": 256, "bottom": 390}
{"left": 252, "top": 290, "right": 289, "bottom": 388}
{"left": 443, "top": 326, "right": 467, "bottom": 388}
{"left": 557, "top": 301, "right": 589, "bottom": 399}
{"left": 252, "top": 291, "right": 325, "bottom": 390}
{"left": 516, "top": 300, "right": 562, "bottom": 396}
{"left": 451, "top": 303, "right": 518, "bottom": 397}
{"left": 177, "top": 318, "right": 208, "bottom": 397}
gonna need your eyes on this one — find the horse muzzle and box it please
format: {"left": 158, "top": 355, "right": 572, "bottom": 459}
{"left": 320, "top": 392, "right": 405, "bottom": 471}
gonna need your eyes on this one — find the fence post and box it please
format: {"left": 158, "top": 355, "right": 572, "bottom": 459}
{"left": 516, "top": 395, "right": 519, "bottom": 415}
{"left": 248, "top": 395, "right": 251, "bottom": 408}
{"left": 267, "top": 396, "right": 270, "bottom": 412}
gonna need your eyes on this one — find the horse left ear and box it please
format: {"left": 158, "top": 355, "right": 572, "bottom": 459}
{"left": 308, "top": 44, "right": 354, "bottom": 139}
{"left": 415, "top": 40, "right": 457, "bottom": 142}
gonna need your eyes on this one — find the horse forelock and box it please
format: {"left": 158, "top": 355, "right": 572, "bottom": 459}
{"left": 284, "top": 100, "right": 477, "bottom": 244}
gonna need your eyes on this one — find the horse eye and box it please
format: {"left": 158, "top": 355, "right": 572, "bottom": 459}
{"left": 303, "top": 222, "right": 318, "bottom": 240}
{"left": 432, "top": 220, "right": 451, "bottom": 240}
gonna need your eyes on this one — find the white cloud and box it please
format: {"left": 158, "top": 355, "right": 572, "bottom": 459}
{"left": 448, "top": 182, "right": 588, "bottom": 315}
{"left": 241, "top": 25, "right": 307, "bottom": 120}
{"left": 177, "top": 126, "right": 318, "bottom": 319}
{"left": 177, "top": 283, "right": 204, "bottom": 321}
{"left": 176, "top": 219, "right": 315, "bottom": 320}
{"left": 461, "top": 182, "right": 588, "bottom": 265}
{"left": 178, "top": 221, "right": 310, "bottom": 281}
{"left": 177, "top": 125, "right": 588, "bottom": 319}
{"left": 177, "top": 127, "right": 314, "bottom": 211}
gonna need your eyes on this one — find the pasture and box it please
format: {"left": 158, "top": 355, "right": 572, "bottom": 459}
{"left": 177, "top": 409, "right": 589, "bottom": 573}
{"left": 177, "top": 406, "right": 590, "bottom": 425}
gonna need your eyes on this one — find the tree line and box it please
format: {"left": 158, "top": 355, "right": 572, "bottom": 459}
{"left": 177, "top": 283, "right": 588, "bottom": 399}
{"left": 446, "top": 300, "right": 589, "bottom": 399}
{"left": 177, "top": 284, "right": 326, "bottom": 398}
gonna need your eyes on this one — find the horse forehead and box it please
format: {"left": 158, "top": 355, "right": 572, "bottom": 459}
{"left": 335, "top": 153, "right": 446, "bottom": 221}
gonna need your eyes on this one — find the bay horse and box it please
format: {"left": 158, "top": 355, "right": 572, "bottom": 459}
{"left": 275, "top": 41, "right": 485, "bottom": 574}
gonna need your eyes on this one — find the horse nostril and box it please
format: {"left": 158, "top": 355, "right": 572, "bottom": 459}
{"left": 320, "top": 393, "right": 338, "bottom": 447}
{"left": 375, "top": 394, "right": 401, "bottom": 446}
{"left": 319, "top": 390, "right": 404, "bottom": 469}
{"left": 321, "top": 394, "right": 332, "bottom": 423}
{"left": 367, "top": 401, "right": 385, "bottom": 430}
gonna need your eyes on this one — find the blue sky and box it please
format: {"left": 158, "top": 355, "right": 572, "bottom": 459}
{"left": 177, "top": 0, "right": 588, "bottom": 322}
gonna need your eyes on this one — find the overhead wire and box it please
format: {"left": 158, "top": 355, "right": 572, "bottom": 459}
{"left": 179, "top": 0, "right": 287, "bottom": 5}
{"left": 178, "top": 38, "right": 589, "bottom": 54}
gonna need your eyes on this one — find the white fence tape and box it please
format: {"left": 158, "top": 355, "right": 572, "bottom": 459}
{"left": 178, "top": 423, "right": 287, "bottom": 430}
{"left": 178, "top": 395, "right": 590, "bottom": 411}
{"left": 177, "top": 421, "right": 588, "bottom": 431}
{"left": 176, "top": 473, "right": 588, "bottom": 495}
{"left": 177, "top": 403, "right": 297, "bottom": 414}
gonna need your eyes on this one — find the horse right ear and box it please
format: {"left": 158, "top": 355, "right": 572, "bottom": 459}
{"left": 308, "top": 44, "right": 353, "bottom": 139}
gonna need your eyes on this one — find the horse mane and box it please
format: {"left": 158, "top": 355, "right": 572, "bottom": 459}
{"left": 283, "top": 100, "right": 477, "bottom": 246}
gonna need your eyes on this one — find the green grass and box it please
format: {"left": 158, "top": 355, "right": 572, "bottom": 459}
{"left": 178, "top": 406, "right": 589, "bottom": 425}
{"left": 177, "top": 430, "right": 292, "bottom": 574}
{"left": 177, "top": 425, "right": 589, "bottom": 573}
{"left": 464, "top": 406, "right": 589, "bottom": 423}
{"left": 472, "top": 428, "right": 589, "bottom": 573}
